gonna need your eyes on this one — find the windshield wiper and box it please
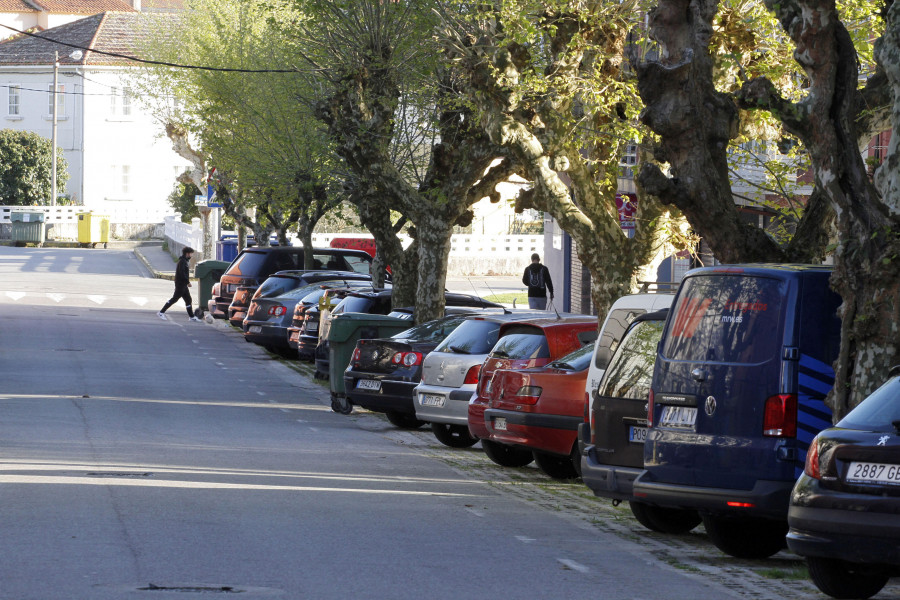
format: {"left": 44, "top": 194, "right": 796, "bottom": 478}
{"left": 491, "top": 351, "right": 510, "bottom": 359}
{"left": 552, "top": 362, "right": 574, "bottom": 370}
{"left": 448, "top": 345, "right": 469, "bottom": 354}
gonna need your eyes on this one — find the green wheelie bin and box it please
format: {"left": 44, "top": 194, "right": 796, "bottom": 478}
{"left": 194, "top": 259, "right": 230, "bottom": 319}
{"left": 327, "top": 313, "right": 413, "bottom": 414}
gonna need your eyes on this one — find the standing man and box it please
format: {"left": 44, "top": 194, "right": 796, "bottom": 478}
{"left": 158, "top": 246, "right": 201, "bottom": 321}
{"left": 522, "top": 253, "right": 554, "bottom": 310}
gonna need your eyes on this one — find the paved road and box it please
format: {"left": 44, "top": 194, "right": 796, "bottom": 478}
{"left": 0, "top": 246, "right": 737, "bottom": 600}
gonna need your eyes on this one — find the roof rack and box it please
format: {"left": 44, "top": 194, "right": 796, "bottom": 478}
{"left": 637, "top": 281, "right": 680, "bottom": 293}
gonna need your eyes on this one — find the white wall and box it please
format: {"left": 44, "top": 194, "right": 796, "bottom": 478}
{"left": 0, "top": 14, "right": 37, "bottom": 39}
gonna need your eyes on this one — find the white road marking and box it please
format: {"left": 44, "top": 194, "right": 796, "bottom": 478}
{"left": 309, "top": 427, "right": 320, "bottom": 432}
{"left": 87, "top": 295, "right": 106, "bottom": 305}
{"left": 557, "top": 559, "right": 589, "bottom": 573}
{"left": 259, "top": 392, "right": 268, "bottom": 397}
{"left": 515, "top": 536, "right": 536, "bottom": 543}
{"left": 5, "top": 292, "right": 25, "bottom": 301}
{"left": 465, "top": 507, "right": 485, "bottom": 518}
{"left": 46, "top": 293, "right": 65, "bottom": 303}
{"left": 130, "top": 297, "right": 148, "bottom": 306}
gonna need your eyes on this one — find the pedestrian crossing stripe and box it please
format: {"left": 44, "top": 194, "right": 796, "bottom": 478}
{"left": 1, "top": 292, "right": 150, "bottom": 306}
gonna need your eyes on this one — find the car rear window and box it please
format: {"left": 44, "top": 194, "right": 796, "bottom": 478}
{"left": 599, "top": 320, "right": 665, "bottom": 400}
{"left": 595, "top": 308, "right": 646, "bottom": 370}
{"left": 336, "top": 296, "right": 376, "bottom": 314}
{"left": 342, "top": 255, "right": 373, "bottom": 274}
{"left": 435, "top": 319, "right": 502, "bottom": 354}
{"left": 490, "top": 326, "right": 550, "bottom": 360}
{"left": 661, "top": 275, "right": 786, "bottom": 363}
{"left": 837, "top": 376, "right": 900, "bottom": 431}
{"left": 392, "top": 315, "right": 468, "bottom": 343}
{"left": 549, "top": 344, "right": 594, "bottom": 371}
{"left": 225, "top": 251, "right": 268, "bottom": 276}
{"left": 257, "top": 276, "right": 303, "bottom": 298}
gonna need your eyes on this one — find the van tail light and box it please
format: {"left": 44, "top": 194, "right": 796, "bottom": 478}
{"left": 763, "top": 393, "right": 797, "bottom": 437}
{"left": 647, "top": 389, "right": 655, "bottom": 428}
{"left": 392, "top": 352, "right": 423, "bottom": 366}
{"left": 587, "top": 391, "right": 596, "bottom": 444}
{"left": 268, "top": 305, "right": 287, "bottom": 316}
{"left": 463, "top": 365, "right": 482, "bottom": 385}
{"left": 804, "top": 435, "right": 821, "bottom": 479}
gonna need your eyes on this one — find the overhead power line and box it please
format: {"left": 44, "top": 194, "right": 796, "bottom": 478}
{"left": 0, "top": 23, "right": 301, "bottom": 73}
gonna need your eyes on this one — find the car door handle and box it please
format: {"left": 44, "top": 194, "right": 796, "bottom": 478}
{"left": 691, "top": 368, "right": 709, "bottom": 382}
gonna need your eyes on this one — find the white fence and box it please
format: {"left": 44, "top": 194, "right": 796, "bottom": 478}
{"left": 164, "top": 215, "right": 203, "bottom": 252}
{"left": 310, "top": 233, "right": 542, "bottom": 257}
{"left": 0, "top": 205, "right": 170, "bottom": 224}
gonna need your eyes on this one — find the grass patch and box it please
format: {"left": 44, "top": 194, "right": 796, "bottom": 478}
{"left": 754, "top": 566, "right": 809, "bottom": 581}
{"left": 484, "top": 292, "right": 529, "bottom": 306}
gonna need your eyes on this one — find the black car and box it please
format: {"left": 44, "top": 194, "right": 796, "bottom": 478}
{"left": 212, "top": 246, "right": 376, "bottom": 319}
{"left": 288, "top": 286, "right": 374, "bottom": 358}
{"left": 343, "top": 314, "right": 474, "bottom": 428}
{"left": 314, "top": 289, "right": 503, "bottom": 380}
{"left": 242, "top": 272, "right": 373, "bottom": 349}
{"left": 786, "top": 367, "right": 900, "bottom": 599}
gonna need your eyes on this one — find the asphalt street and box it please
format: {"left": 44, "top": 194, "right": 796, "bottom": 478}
{"left": 2, "top": 245, "right": 897, "bottom": 600}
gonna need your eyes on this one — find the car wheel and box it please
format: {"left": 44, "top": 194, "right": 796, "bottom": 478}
{"left": 571, "top": 443, "right": 582, "bottom": 477}
{"left": 628, "top": 502, "right": 702, "bottom": 534}
{"left": 806, "top": 556, "right": 889, "bottom": 599}
{"left": 533, "top": 450, "right": 579, "bottom": 480}
{"left": 701, "top": 514, "right": 787, "bottom": 558}
{"left": 431, "top": 423, "right": 479, "bottom": 448}
{"left": 330, "top": 394, "right": 353, "bottom": 415}
{"left": 385, "top": 411, "right": 426, "bottom": 429}
{"left": 482, "top": 440, "right": 534, "bottom": 467}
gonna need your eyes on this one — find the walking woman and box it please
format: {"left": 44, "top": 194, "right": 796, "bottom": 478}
{"left": 158, "top": 246, "right": 200, "bottom": 321}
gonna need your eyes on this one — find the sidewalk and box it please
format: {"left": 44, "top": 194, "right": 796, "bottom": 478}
{"left": 133, "top": 242, "right": 177, "bottom": 281}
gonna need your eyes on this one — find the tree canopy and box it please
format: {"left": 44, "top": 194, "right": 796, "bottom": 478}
{"left": 0, "top": 129, "right": 69, "bottom": 206}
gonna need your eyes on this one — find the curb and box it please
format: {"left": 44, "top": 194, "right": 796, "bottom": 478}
{"left": 133, "top": 246, "right": 176, "bottom": 281}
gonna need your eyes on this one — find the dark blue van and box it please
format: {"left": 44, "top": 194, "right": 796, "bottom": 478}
{"left": 633, "top": 265, "right": 842, "bottom": 558}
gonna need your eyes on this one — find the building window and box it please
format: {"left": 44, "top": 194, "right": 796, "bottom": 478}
{"left": 121, "top": 165, "right": 130, "bottom": 195}
{"left": 110, "top": 86, "right": 118, "bottom": 114}
{"left": 122, "top": 92, "right": 132, "bottom": 116}
{"left": 47, "top": 84, "right": 65, "bottom": 116}
{"left": 111, "top": 88, "right": 133, "bottom": 117}
{"left": 8, "top": 85, "right": 20, "bottom": 115}
{"left": 110, "top": 165, "right": 131, "bottom": 197}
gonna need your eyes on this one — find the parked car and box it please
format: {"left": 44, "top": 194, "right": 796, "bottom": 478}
{"left": 633, "top": 264, "right": 843, "bottom": 559}
{"left": 581, "top": 310, "right": 701, "bottom": 533}
{"left": 210, "top": 246, "right": 375, "bottom": 319}
{"left": 484, "top": 343, "right": 594, "bottom": 479}
{"left": 786, "top": 367, "right": 900, "bottom": 599}
{"left": 288, "top": 286, "right": 374, "bottom": 358}
{"left": 414, "top": 311, "right": 549, "bottom": 448}
{"left": 242, "top": 272, "right": 373, "bottom": 350}
{"left": 343, "top": 314, "right": 474, "bottom": 428}
{"left": 471, "top": 316, "right": 599, "bottom": 468}
{"left": 314, "top": 289, "right": 503, "bottom": 381}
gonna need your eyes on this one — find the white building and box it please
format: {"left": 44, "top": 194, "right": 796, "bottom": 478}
{"left": 0, "top": 12, "right": 190, "bottom": 216}
{"left": 0, "top": 0, "right": 139, "bottom": 40}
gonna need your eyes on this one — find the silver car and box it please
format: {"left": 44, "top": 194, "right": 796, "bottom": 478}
{"left": 414, "top": 311, "right": 547, "bottom": 448}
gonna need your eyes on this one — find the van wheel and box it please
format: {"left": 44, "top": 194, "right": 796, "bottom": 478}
{"left": 385, "top": 411, "right": 426, "bottom": 429}
{"left": 806, "top": 556, "right": 889, "bottom": 599}
{"left": 533, "top": 450, "right": 579, "bottom": 480}
{"left": 482, "top": 440, "right": 534, "bottom": 467}
{"left": 628, "top": 502, "right": 701, "bottom": 534}
{"left": 431, "top": 423, "right": 478, "bottom": 448}
{"left": 701, "top": 515, "right": 787, "bottom": 558}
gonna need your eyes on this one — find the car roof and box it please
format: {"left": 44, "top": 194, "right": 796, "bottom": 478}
{"left": 498, "top": 315, "right": 597, "bottom": 331}
{"left": 271, "top": 270, "right": 371, "bottom": 280}
{"left": 239, "top": 246, "right": 372, "bottom": 259}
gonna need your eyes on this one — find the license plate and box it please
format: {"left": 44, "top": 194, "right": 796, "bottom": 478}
{"left": 659, "top": 406, "right": 697, "bottom": 429}
{"left": 307, "top": 323, "right": 319, "bottom": 332}
{"left": 356, "top": 379, "right": 381, "bottom": 391}
{"left": 629, "top": 426, "right": 648, "bottom": 443}
{"left": 494, "top": 417, "right": 507, "bottom": 431}
{"left": 846, "top": 461, "right": 900, "bottom": 486}
{"left": 249, "top": 326, "right": 262, "bottom": 334}
{"left": 420, "top": 394, "right": 445, "bottom": 407}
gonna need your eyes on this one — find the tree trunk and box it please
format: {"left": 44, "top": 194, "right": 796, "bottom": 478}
{"left": 415, "top": 218, "right": 453, "bottom": 323}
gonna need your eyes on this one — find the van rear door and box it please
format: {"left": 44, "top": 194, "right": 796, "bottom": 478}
{"left": 648, "top": 272, "right": 794, "bottom": 490}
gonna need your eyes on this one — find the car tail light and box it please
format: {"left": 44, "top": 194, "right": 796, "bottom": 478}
{"left": 268, "top": 306, "right": 286, "bottom": 316}
{"left": 351, "top": 347, "right": 361, "bottom": 364}
{"left": 763, "top": 393, "right": 797, "bottom": 437}
{"left": 725, "top": 501, "right": 755, "bottom": 508}
{"left": 463, "top": 365, "right": 481, "bottom": 385}
{"left": 587, "top": 391, "right": 595, "bottom": 443}
{"left": 805, "top": 435, "right": 821, "bottom": 479}
{"left": 647, "top": 389, "right": 654, "bottom": 428}
{"left": 514, "top": 386, "right": 542, "bottom": 404}
{"left": 391, "top": 352, "right": 423, "bottom": 366}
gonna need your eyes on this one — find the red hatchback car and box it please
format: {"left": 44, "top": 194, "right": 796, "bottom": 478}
{"left": 467, "top": 316, "right": 597, "bottom": 467}
{"left": 484, "top": 343, "right": 593, "bottom": 479}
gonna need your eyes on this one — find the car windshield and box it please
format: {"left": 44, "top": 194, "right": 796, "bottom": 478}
{"left": 225, "top": 251, "right": 267, "bottom": 276}
{"left": 490, "top": 327, "right": 550, "bottom": 361}
{"left": 392, "top": 315, "right": 469, "bottom": 343}
{"left": 838, "top": 376, "right": 900, "bottom": 431}
{"left": 599, "top": 320, "right": 665, "bottom": 400}
{"left": 434, "top": 319, "right": 502, "bottom": 355}
{"left": 548, "top": 344, "right": 594, "bottom": 371}
{"left": 661, "top": 274, "right": 786, "bottom": 363}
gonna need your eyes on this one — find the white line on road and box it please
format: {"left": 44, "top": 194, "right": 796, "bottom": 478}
{"left": 87, "top": 295, "right": 107, "bottom": 304}
{"left": 465, "top": 507, "right": 485, "bottom": 518}
{"left": 515, "top": 536, "right": 536, "bottom": 543}
{"left": 46, "top": 293, "right": 65, "bottom": 303}
{"left": 557, "top": 559, "right": 589, "bottom": 573}
{"left": 5, "top": 291, "right": 25, "bottom": 301}
{"left": 130, "top": 297, "right": 148, "bottom": 306}
{"left": 308, "top": 427, "right": 319, "bottom": 432}
{"left": 258, "top": 392, "right": 267, "bottom": 397}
